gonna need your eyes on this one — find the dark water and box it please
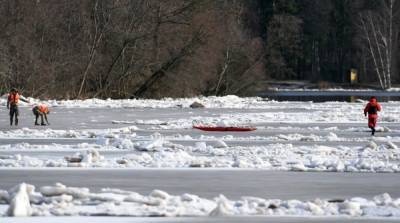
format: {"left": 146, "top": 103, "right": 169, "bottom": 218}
{"left": 266, "top": 95, "right": 400, "bottom": 102}
{"left": 258, "top": 91, "right": 400, "bottom": 102}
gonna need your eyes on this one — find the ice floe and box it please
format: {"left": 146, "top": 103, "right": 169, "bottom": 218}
{"left": 2, "top": 183, "right": 400, "bottom": 218}
{"left": 1, "top": 139, "right": 400, "bottom": 172}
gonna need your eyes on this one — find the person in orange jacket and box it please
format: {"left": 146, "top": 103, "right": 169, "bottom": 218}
{"left": 7, "top": 88, "right": 29, "bottom": 126}
{"left": 364, "top": 96, "right": 382, "bottom": 136}
{"left": 32, "top": 104, "right": 50, "bottom": 126}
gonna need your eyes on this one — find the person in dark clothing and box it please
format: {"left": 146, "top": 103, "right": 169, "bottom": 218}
{"left": 32, "top": 104, "right": 50, "bottom": 126}
{"left": 364, "top": 96, "right": 382, "bottom": 136}
{"left": 6, "top": 88, "right": 29, "bottom": 126}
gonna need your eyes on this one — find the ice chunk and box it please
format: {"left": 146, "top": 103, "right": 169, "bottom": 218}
{"left": 300, "top": 135, "right": 318, "bottom": 141}
{"left": 329, "top": 160, "right": 345, "bottom": 172}
{"left": 380, "top": 115, "right": 398, "bottom": 122}
{"left": 339, "top": 201, "right": 362, "bottom": 216}
{"left": 214, "top": 140, "right": 228, "bottom": 148}
{"left": 363, "top": 206, "right": 396, "bottom": 217}
{"left": 7, "top": 183, "right": 32, "bottom": 217}
{"left": 181, "top": 193, "right": 199, "bottom": 202}
{"left": 82, "top": 149, "right": 103, "bottom": 164}
{"left": 0, "top": 190, "right": 9, "bottom": 204}
{"left": 190, "top": 160, "right": 211, "bottom": 168}
{"left": 374, "top": 193, "right": 392, "bottom": 205}
{"left": 116, "top": 139, "right": 134, "bottom": 150}
{"left": 291, "top": 162, "right": 307, "bottom": 172}
{"left": 277, "top": 134, "right": 290, "bottom": 141}
{"left": 64, "top": 130, "right": 80, "bottom": 138}
{"left": 44, "top": 194, "right": 73, "bottom": 204}
{"left": 365, "top": 141, "right": 378, "bottom": 150}
{"left": 195, "top": 142, "right": 207, "bottom": 150}
{"left": 307, "top": 202, "right": 324, "bottom": 215}
{"left": 40, "top": 183, "right": 90, "bottom": 198}
{"left": 386, "top": 141, "right": 398, "bottom": 150}
{"left": 150, "top": 190, "right": 170, "bottom": 200}
{"left": 209, "top": 195, "right": 232, "bottom": 216}
{"left": 40, "top": 183, "right": 67, "bottom": 196}
{"left": 124, "top": 193, "right": 162, "bottom": 206}
{"left": 135, "top": 138, "right": 164, "bottom": 151}
{"left": 96, "top": 137, "right": 110, "bottom": 146}
{"left": 326, "top": 132, "right": 338, "bottom": 141}
{"left": 375, "top": 126, "right": 391, "bottom": 132}
{"left": 233, "top": 159, "right": 249, "bottom": 168}
{"left": 350, "top": 197, "right": 376, "bottom": 207}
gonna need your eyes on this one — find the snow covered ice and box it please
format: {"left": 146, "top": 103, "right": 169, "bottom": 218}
{"left": 2, "top": 139, "right": 400, "bottom": 172}
{"left": 1, "top": 96, "right": 400, "bottom": 172}
{"left": 1, "top": 96, "right": 400, "bottom": 221}
{"left": 1, "top": 182, "right": 400, "bottom": 218}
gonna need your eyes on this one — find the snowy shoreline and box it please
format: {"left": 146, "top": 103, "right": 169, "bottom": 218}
{"left": 0, "top": 94, "right": 397, "bottom": 108}
{"left": 2, "top": 95, "right": 269, "bottom": 109}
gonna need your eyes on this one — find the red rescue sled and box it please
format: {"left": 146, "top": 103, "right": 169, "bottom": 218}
{"left": 193, "top": 125, "right": 256, "bottom": 132}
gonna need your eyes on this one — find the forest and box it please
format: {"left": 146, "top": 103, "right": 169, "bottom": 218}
{"left": 0, "top": 0, "right": 399, "bottom": 99}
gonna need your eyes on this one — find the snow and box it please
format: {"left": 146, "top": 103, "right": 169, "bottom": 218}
{"left": 1, "top": 183, "right": 400, "bottom": 218}
{"left": 0, "top": 126, "right": 139, "bottom": 139}
{"left": 135, "top": 138, "right": 164, "bottom": 151}
{"left": 1, "top": 138, "right": 400, "bottom": 172}
{"left": 2, "top": 95, "right": 400, "bottom": 221}
{"left": 1, "top": 95, "right": 265, "bottom": 109}
{"left": 2, "top": 96, "right": 400, "bottom": 172}
{"left": 2, "top": 96, "right": 400, "bottom": 134}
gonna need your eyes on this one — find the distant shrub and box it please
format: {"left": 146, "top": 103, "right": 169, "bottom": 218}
{"left": 317, "top": 81, "right": 332, "bottom": 89}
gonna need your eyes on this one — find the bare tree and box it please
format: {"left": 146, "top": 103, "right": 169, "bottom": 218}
{"left": 78, "top": 0, "right": 111, "bottom": 97}
{"left": 359, "top": 0, "right": 400, "bottom": 89}
{"left": 202, "top": 0, "right": 266, "bottom": 96}
{"left": 133, "top": 30, "right": 204, "bottom": 97}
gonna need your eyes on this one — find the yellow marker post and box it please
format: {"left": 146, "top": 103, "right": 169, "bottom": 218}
{"left": 350, "top": 69, "right": 358, "bottom": 85}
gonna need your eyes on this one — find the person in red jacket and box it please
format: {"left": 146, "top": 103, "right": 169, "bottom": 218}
{"left": 364, "top": 96, "right": 382, "bottom": 136}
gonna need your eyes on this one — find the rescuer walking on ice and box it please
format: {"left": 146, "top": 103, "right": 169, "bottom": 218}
{"left": 6, "top": 88, "right": 29, "bottom": 126}
{"left": 364, "top": 96, "right": 382, "bottom": 136}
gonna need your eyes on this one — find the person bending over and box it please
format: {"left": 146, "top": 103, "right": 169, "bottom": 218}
{"left": 32, "top": 104, "right": 50, "bottom": 126}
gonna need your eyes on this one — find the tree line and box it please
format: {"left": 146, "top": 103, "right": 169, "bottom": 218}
{"left": 0, "top": 0, "right": 399, "bottom": 99}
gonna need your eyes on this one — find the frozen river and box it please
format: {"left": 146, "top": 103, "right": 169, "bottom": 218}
{"left": 1, "top": 99, "right": 400, "bottom": 221}
{"left": 3, "top": 216, "right": 400, "bottom": 223}
{"left": 1, "top": 169, "right": 400, "bottom": 200}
